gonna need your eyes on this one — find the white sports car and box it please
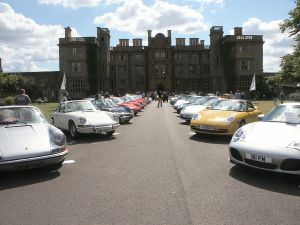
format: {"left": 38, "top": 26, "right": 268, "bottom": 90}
{"left": 229, "top": 103, "right": 300, "bottom": 175}
{"left": 51, "top": 100, "right": 119, "bottom": 138}
{"left": 0, "top": 105, "right": 68, "bottom": 172}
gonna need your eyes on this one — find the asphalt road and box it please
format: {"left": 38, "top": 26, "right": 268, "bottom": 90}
{"left": 0, "top": 101, "right": 300, "bottom": 225}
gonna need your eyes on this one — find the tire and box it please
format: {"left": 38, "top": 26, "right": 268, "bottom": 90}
{"left": 69, "top": 121, "right": 79, "bottom": 138}
{"left": 239, "top": 120, "right": 246, "bottom": 127}
{"left": 106, "top": 130, "right": 115, "bottom": 136}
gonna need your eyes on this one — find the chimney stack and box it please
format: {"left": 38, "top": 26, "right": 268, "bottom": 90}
{"left": 234, "top": 27, "right": 243, "bottom": 36}
{"left": 65, "top": 27, "right": 72, "bottom": 39}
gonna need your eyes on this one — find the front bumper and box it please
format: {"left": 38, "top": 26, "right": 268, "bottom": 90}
{"left": 190, "top": 121, "right": 239, "bottom": 135}
{"left": 229, "top": 141, "right": 300, "bottom": 175}
{"left": 0, "top": 150, "right": 68, "bottom": 171}
{"left": 77, "top": 124, "right": 119, "bottom": 134}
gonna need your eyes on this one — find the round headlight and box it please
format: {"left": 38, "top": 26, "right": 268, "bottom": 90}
{"left": 79, "top": 117, "right": 86, "bottom": 124}
{"left": 52, "top": 133, "right": 66, "bottom": 146}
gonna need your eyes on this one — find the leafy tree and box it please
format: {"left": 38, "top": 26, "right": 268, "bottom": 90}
{"left": 276, "top": 0, "right": 300, "bottom": 86}
{"left": 0, "top": 74, "right": 35, "bottom": 95}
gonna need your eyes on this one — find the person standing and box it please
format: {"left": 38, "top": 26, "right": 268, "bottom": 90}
{"left": 60, "top": 91, "right": 69, "bottom": 103}
{"left": 15, "top": 89, "right": 31, "bottom": 105}
{"left": 157, "top": 90, "right": 163, "bottom": 107}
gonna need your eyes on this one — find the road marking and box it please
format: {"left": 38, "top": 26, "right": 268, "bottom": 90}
{"left": 113, "top": 133, "right": 120, "bottom": 135}
{"left": 63, "top": 160, "right": 76, "bottom": 164}
{"left": 189, "top": 132, "right": 196, "bottom": 135}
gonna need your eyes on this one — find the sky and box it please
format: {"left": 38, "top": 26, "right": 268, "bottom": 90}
{"left": 0, "top": 0, "right": 296, "bottom": 73}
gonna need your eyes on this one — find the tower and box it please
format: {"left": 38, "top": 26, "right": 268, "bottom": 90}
{"left": 97, "top": 27, "right": 111, "bottom": 93}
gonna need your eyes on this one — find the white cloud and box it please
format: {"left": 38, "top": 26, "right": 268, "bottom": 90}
{"left": 241, "top": 17, "right": 295, "bottom": 72}
{"left": 38, "top": 0, "right": 123, "bottom": 9}
{"left": 94, "top": 0, "right": 209, "bottom": 35}
{"left": 0, "top": 3, "right": 80, "bottom": 72}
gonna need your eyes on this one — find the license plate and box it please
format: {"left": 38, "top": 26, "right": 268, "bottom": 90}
{"left": 199, "top": 125, "right": 215, "bottom": 130}
{"left": 245, "top": 153, "right": 272, "bottom": 163}
{"left": 96, "top": 128, "right": 109, "bottom": 133}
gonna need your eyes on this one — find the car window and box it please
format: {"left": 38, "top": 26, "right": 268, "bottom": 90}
{"left": 0, "top": 107, "right": 43, "bottom": 124}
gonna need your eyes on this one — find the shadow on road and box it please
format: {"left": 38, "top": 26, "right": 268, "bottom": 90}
{"left": 229, "top": 165, "right": 300, "bottom": 196}
{"left": 66, "top": 134, "right": 117, "bottom": 145}
{"left": 0, "top": 170, "right": 60, "bottom": 191}
{"left": 179, "top": 121, "right": 190, "bottom": 125}
{"left": 189, "top": 133, "right": 231, "bottom": 144}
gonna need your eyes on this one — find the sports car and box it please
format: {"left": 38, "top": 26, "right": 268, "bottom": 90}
{"left": 190, "top": 99, "right": 262, "bottom": 135}
{"left": 180, "top": 96, "right": 219, "bottom": 122}
{"left": 0, "top": 105, "right": 68, "bottom": 172}
{"left": 50, "top": 100, "right": 119, "bottom": 138}
{"left": 229, "top": 103, "right": 300, "bottom": 175}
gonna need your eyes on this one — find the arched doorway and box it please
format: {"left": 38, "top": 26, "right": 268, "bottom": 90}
{"left": 157, "top": 83, "right": 164, "bottom": 91}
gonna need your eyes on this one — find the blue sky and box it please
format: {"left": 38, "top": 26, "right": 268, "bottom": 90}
{"left": 0, "top": 0, "right": 296, "bottom": 72}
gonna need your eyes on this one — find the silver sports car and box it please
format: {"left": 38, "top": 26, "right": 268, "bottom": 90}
{"left": 229, "top": 103, "right": 300, "bottom": 175}
{"left": 0, "top": 105, "right": 68, "bottom": 172}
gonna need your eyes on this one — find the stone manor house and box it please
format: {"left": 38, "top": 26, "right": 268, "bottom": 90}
{"left": 59, "top": 26, "right": 263, "bottom": 99}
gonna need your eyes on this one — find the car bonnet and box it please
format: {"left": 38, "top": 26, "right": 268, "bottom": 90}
{"left": 0, "top": 123, "right": 51, "bottom": 161}
{"left": 243, "top": 122, "right": 300, "bottom": 148}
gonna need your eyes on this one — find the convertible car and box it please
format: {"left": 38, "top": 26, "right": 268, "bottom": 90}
{"left": 190, "top": 99, "right": 262, "bottom": 135}
{"left": 229, "top": 103, "right": 300, "bottom": 175}
{"left": 51, "top": 100, "right": 119, "bottom": 138}
{"left": 0, "top": 105, "right": 68, "bottom": 172}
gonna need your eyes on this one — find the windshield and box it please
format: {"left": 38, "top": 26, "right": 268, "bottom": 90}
{"left": 66, "top": 101, "right": 97, "bottom": 112}
{"left": 210, "top": 100, "right": 246, "bottom": 112}
{"left": 262, "top": 105, "right": 300, "bottom": 124}
{"left": 0, "top": 107, "right": 44, "bottom": 125}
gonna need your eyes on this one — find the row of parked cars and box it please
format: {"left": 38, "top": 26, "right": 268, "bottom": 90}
{"left": 0, "top": 94, "right": 149, "bottom": 172}
{"left": 171, "top": 94, "right": 300, "bottom": 176}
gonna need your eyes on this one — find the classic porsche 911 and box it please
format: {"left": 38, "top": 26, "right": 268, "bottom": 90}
{"left": 50, "top": 100, "right": 119, "bottom": 138}
{"left": 0, "top": 105, "right": 68, "bottom": 172}
{"left": 190, "top": 99, "right": 262, "bottom": 135}
{"left": 229, "top": 103, "right": 300, "bottom": 175}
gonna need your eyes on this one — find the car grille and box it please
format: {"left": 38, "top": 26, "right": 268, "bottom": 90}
{"left": 244, "top": 159, "right": 277, "bottom": 170}
{"left": 230, "top": 148, "right": 243, "bottom": 161}
{"left": 281, "top": 159, "right": 300, "bottom": 171}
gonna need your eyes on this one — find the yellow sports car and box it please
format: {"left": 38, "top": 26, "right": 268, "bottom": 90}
{"left": 190, "top": 99, "right": 262, "bottom": 135}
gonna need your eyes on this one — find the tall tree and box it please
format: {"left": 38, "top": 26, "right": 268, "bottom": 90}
{"left": 278, "top": 0, "right": 300, "bottom": 85}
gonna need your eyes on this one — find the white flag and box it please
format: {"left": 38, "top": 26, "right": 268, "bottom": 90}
{"left": 249, "top": 74, "right": 256, "bottom": 91}
{"left": 60, "top": 73, "right": 66, "bottom": 90}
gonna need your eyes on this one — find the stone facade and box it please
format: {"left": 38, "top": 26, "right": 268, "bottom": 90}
{"left": 58, "top": 26, "right": 264, "bottom": 97}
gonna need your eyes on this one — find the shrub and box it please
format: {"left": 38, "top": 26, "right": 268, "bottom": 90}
{"left": 4, "top": 96, "right": 15, "bottom": 105}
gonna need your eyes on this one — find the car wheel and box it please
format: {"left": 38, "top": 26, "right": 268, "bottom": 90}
{"left": 106, "top": 131, "right": 115, "bottom": 136}
{"left": 69, "top": 121, "right": 78, "bottom": 138}
{"left": 239, "top": 120, "right": 246, "bottom": 127}
{"left": 134, "top": 112, "right": 138, "bottom": 116}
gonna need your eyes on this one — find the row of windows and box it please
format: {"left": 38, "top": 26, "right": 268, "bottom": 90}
{"left": 68, "top": 79, "right": 86, "bottom": 94}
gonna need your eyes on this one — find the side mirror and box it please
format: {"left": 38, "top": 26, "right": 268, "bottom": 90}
{"left": 257, "top": 114, "right": 264, "bottom": 121}
{"left": 247, "top": 108, "right": 255, "bottom": 112}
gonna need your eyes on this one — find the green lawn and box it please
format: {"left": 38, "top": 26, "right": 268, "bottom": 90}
{"left": 32, "top": 102, "right": 59, "bottom": 121}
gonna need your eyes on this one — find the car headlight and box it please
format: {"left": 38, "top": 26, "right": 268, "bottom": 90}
{"left": 226, "top": 116, "right": 235, "bottom": 123}
{"left": 79, "top": 117, "right": 86, "bottom": 124}
{"left": 288, "top": 141, "right": 300, "bottom": 151}
{"left": 232, "top": 128, "right": 246, "bottom": 142}
{"left": 113, "top": 113, "right": 120, "bottom": 121}
{"left": 49, "top": 125, "right": 67, "bottom": 150}
{"left": 192, "top": 113, "right": 200, "bottom": 120}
